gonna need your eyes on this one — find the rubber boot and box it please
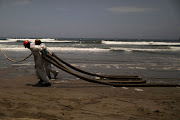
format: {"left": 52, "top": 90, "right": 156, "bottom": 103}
{"left": 54, "top": 71, "right": 59, "bottom": 78}
{"left": 38, "top": 79, "right": 44, "bottom": 84}
{"left": 44, "top": 82, "right": 51, "bottom": 87}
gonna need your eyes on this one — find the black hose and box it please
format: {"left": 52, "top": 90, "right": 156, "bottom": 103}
{"left": 46, "top": 53, "right": 68, "bottom": 70}
{"left": 44, "top": 54, "right": 180, "bottom": 87}
{"left": 43, "top": 54, "right": 146, "bottom": 85}
{"left": 52, "top": 53, "right": 141, "bottom": 80}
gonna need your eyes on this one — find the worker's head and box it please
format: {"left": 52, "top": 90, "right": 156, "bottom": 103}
{"left": 23, "top": 40, "right": 30, "bottom": 48}
{"left": 35, "top": 39, "right": 41, "bottom": 45}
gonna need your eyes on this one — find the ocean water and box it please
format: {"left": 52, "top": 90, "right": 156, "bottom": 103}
{"left": 0, "top": 38, "right": 180, "bottom": 83}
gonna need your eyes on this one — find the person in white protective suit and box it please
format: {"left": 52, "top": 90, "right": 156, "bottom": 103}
{"left": 23, "top": 40, "right": 51, "bottom": 87}
{"left": 35, "top": 39, "right": 59, "bottom": 79}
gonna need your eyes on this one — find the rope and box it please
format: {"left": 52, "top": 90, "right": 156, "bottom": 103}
{"left": 0, "top": 49, "right": 32, "bottom": 63}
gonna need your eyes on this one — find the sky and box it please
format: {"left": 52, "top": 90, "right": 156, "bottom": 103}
{"left": 0, "top": 0, "right": 180, "bottom": 39}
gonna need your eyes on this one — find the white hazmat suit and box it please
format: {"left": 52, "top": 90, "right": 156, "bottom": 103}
{"left": 40, "top": 43, "right": 59, "bottom": 79}
{"left": 29, "top": 43, "right": 50, "bottom": 84}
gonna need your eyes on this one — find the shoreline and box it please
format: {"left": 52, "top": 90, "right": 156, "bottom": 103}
{"left": 0, "top": 67, "right": 180, "bottom": 120}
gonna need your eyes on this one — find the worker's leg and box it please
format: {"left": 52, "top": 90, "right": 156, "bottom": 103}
{"left": 50, "top": 69, "right": 59, "bottom": 78}
{"left": 36, "top": 68, "right": 51, "bottom": 84}
{"left": 45, "top": 61, "right": 59, "bottom": 78}
{"left": 44, "top": 61, "right": 51, "bottom": 79}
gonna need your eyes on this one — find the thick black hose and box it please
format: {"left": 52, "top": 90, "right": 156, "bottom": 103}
{"left": 43, "top": 55, "right": 180, "bottom": 87}
{"left": 46, "top": 53, "right": 67, "bottom": 70}
{"left": 43, "top": 55, "right": 111, "bottom": 85}
{"left": 46, "top": 54, "right": 146, "bottom": 84}
{"left": 43, "top": 54, "right": 146, "bottom": 85}
{"left": 52, "top": 53, "right": 140, "bottom": 80}
{"left": 113, "top": 83, "right": 180, "bottom": 87}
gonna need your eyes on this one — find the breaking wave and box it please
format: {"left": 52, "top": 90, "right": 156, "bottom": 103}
{"left": 102, "top": 40, "right": 180, "bottom": 45}
{"left": 0, "top": 38, "right": 79, "bottom": 43}
{"left": 110, "top": 47, "right": 180, "bottom": 52}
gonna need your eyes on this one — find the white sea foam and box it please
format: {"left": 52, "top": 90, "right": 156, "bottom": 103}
{"left": 134, "top": 48, "right": 180, "bottom": 52}
{"left": 110, "top": 47, "right": 133, "bottom": 52}
{"left": 1, "top": 41, "right": 180, "bottom": 53}
{"left": 0, "top": 40, "right": 10, "bottom": 43}
{"left": 48, "top": 47, "right": 109, "bottom": 52}
{"left": 135, "top": 67, "right": 146, "bottom": 69}
{"left": 0, "top": 38, "right": 78, "bottom": 43}
{"left": 0, "top": 48, "right": 29, "bottom": 51}
{"left": 0, "top": 47, "right": 109, "bottom": 52}
{"left": 12, "top": 63, "right": 34, "bottom": 66}
{"left": 170, "top": 47, "right": 180, "bottom": 51}
{"left": 102, "top": 40, "right": 180, "bottom": 45}
{"left": 0, "top": 38, "right": 55, "bottom": 43}
{"left": 1, "top": 46, "right": 180, "bottom": 53}
{"left": 110, "top": 47, "right": 180, "bottom": 52}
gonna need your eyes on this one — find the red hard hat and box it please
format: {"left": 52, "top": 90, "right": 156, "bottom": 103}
{"left": 35, "top": 39, "right": 41, "bottom": 45}
{"left": 23, "top": 40, "right": 29, "bottom": 48}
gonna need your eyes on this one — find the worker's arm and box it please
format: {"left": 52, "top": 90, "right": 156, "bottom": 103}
{"left": 40, "top": 43, "right": 47, "bottom": 50}
{"left": 40, "top": 43, "right": 52, "bottom": 55}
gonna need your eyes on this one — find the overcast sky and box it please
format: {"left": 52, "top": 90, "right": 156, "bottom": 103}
{"left": 0, "top": 0, "right": 180, "bottom": 39}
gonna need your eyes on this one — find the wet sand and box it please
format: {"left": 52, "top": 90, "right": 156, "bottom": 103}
{"left": 0, "top": 67, "right": 180, "bottom": 120}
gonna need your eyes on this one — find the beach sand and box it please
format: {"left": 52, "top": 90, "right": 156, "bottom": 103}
{"left": 0, "top": 67, "right": 180, "bottom": 120}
